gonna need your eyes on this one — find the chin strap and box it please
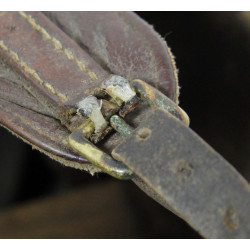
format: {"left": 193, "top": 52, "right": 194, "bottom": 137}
{"left": 68, "top": 77, "right": 250, "bottom": 238}
{"left": 113, "top": 108, "right": 250, "bottom": 238}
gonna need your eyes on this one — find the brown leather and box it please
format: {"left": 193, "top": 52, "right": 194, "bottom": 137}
{"left": 113, "top": 109, "right": 250, "bottom": 238}
{"left": 1, "top": 12, "right": 249, "bottom": 238}
{"left": 0, "top": 11, "right": 178, "bottom": 173}
{"left": 44, "top": 11, "right": 179, "bottom": 102}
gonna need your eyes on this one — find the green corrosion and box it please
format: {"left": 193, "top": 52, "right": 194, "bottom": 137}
{"left": 110, "top": 115, "right": 133, "bottom": 137}
{"left": 132, "top": 80, "right": 183, "bottom": 121}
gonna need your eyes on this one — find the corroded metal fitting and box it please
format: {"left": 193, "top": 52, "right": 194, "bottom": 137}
{"left": 102, "top": 75, "right": 137, "bottom": 103}
{"left": 69, "top": 77, "right": 190, "bottom": 180}
{"left": 77, "top": 95, "right": 107, "bottom": 133}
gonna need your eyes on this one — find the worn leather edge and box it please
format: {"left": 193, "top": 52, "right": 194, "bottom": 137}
{"left": 118, "top": 12, "right": 180, "bottom": 102}
{"left": 0, "top": 98, "right": 100, "bottom": 175}
{"left": 0, "top": 11, "right": 180, "bottom": 175}
{"left": 0, "top": 121, "right": 99, "bottom": 175}
{"left": 44, "top": 11, "right": 179, "bottom": 103}
{"left": 113, "top": 109, "right": 250, "bottom": 238}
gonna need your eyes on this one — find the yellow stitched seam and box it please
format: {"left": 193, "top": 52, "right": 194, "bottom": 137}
{"left": 52, "top": 37, "right": 63, "bottom": 50}
{"left": 0, "top": 40, "right": 68, "bottom": 103}
{"left": 75, "top": 59, "right": 86, "bottom": 72}
{"left": 0, "top": 40, "right": 8, "bottom": 51}
{"left": 88, "top": 71, "right": 98, "bottom": 81}
{"left": 64, "top": 49, "right": 75, "bottom": 61}
{"left": 18, "top": 11, "right": 99, "bottom": 81}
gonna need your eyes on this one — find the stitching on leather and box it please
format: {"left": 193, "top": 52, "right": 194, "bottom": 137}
{"left": 0, "top": 40, "right": 68, "bottom": 103}
{"left": 18, "top": 11, "right": 98, "bottom": 81}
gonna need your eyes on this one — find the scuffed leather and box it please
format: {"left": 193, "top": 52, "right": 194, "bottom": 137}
{"left": 0, "top": 11, "right": 178, "bottom": 173}
{"left": 45, "top": 11, "right": 179, "bottom": 103}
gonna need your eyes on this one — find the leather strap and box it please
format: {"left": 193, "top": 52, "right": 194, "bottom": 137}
{"left": 0, "top": 11, "right": 177, "bottom": 174}
{"left": 1, "top": 12, "right": 249, "bottom": 238}
{"left": 113, "top": 108, "right": 250, "bottom": 238}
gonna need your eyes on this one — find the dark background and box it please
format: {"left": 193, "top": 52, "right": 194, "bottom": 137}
{"left": 0, "top": 12, "right": 249, "bottom": 238}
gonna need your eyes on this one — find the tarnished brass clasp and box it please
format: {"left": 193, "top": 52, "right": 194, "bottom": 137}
{"left": 68, "top": 75, "right": 189, "bottom": 180}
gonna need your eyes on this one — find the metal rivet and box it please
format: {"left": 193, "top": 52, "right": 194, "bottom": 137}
{"left": 177, "top": 160, "right": 193, "bottom": 181}
{"left": 136, "top": 127, "right": 151, "bottom": 141}
{"left": 223, "top": 206, "right": 239, "bottom": 230}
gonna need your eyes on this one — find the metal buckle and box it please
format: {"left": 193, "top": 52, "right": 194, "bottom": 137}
{"left": 68, "top": 75, "right": 189, "bottom": 180}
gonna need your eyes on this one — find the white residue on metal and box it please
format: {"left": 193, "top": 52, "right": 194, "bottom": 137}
{"left": 77, "top": 95, "right": 107, "bottom": 133}
{"left": 102, "top": 75, "right": 136, "bottom": 102}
